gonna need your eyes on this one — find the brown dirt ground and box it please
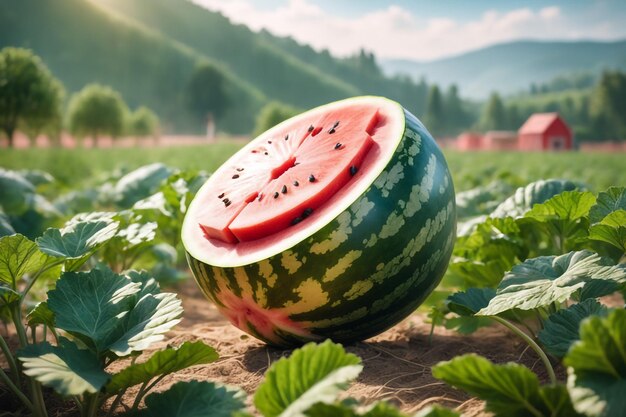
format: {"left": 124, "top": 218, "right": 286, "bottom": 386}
{"left": 1, "top": 278, "right": 568, "bottom": 416}
{"left": 105, "top": 279, "right": 565, "bottom": 416}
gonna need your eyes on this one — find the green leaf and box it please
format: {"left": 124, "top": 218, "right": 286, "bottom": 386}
{"left": 305, "top": 401, "right": 413, "bottom": 417}
{"left": 413, "top": 405, "right": 460, "bottom": 417}
{"left": 135, "top": 381, "right": 245, "bottom": 417}
{"left": 446, "top": 288, "right": 496, "bottom": 316}
{"left": 37, "top": 220, "right": 119, "bottom": 259}
{"left": 0, "top": 168, "right": 36, "bottom": 215}
{"left": 565, "top": 309, "right": 626, "bottom": 417}
{"left": 0, "top": 211, "right": 15, "bottom": 237}
{"left": 47, "top": 267, "right": 141, "bottom": 354}
{"left": 589, "top": 187, "right": 626, "bottom": 224}
{"left": 255, "top": 340, "right": 363, "bottom": 417}
{"left": 525, "top": 191, "right": 596, "bottom": 225}
{"left": 589, "top": 210, "right": 626, "bottom": 253}
{"left": 0, "top": 284, "right": 20, "bottom": 305}
{"left": 106, "top": 341, "right": 217, "bottom": 393}
{"left": 478, "top": 251, "right": 626, "bottom": 316}
{"left": 538, "top": 299, "right": 608, "bottom": 357}
{"left": 18, "top": 338, "right": 109, "bottom": 396}
{"left": 523, "top": 191, "right": 596, "bottom": 250}
{"left": 491, "top": 179, "right": 581, "bottom": 219}
{"left": 432, "top": 354, "right": 581, "bottom": 417}
{"left": 26, "top": 301, "right": 55, "bottom": 327}
{"left": 116, "top": 221, "right": 157, "bottom": 248}
{"left": 107, "top": 290, "right": 182, "bottom": 356}
{"left": 114, "top": 163, "right": 173, "bottom": 208}
{"left": 0, "top": 234, "right": 51, "bottom": 288}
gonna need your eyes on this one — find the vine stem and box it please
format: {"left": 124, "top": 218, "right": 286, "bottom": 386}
{"left": 0, "top": 334, "right": 20, "bottom": 385}
{"left": 0, "top": 367, "right": 33, "bottom": 411}
{"left": 492, "top": 316, "right": 557, "bottom": 384}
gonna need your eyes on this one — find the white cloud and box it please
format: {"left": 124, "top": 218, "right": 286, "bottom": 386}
{"left": 191, "top": 0, "right": 624, "bottom": 61}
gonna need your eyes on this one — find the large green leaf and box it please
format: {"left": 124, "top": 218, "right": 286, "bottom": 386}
{"left": 305, "top": 401, "right": 417, "bottom": 417}
{"left": 446, "top": 288, "right": 496, "bottom": 316}
{"left": 27, "top": 301, "right": 55, "bottom": 327}
{"left": 491, "top": 179, "right": 581, "bottom": 219}
{"left": 589, "top": 187, "right": 626, "bottom": 224}
{"left": 0, "top": 284, "right": 20, "bottom": 305}
{"left": 478, "top": 251, "right": 626, "bottom": 316}
{"left": 0, "top": 211, "right": 15, "bottom": 237}
{"left": 37, "top": 220, "right": 119, "bottom": 259}
{"left": 0, "top": 234, "right": 51, "bottom": 288}
{"left": 0, "top": 168, "right": 35, "bottom": 215}
{"left": 255, "top": 340, "right": 362, "bottom": 417}
{"left": 18, "top": 338, "right": 109, "bottom": 396}
{"left": 589, "top": 210, "right": 626, "bottom": 253}
{"left": 47, "top": 267, "right": 141, "bottom": 354}
{"left": 456, "top": 180, "right": 514, "bottom": 219}
{"left": 134, "top": 381, "right": 245, "bottom": 417}
{"left": 523, "top": 191, "right": 596, "bottom": 251}
{"left": 107, "top": 341, "right": 218, "bottom": 393}
{"left": 432, "top": 354, "right": 581, "bottom": 417}
{"left": 113, "top": 163, "right": 173, "bottom": 208}
{"left": 565, "top": 309, "right": 626, "bottom": 417}
{"left": 107, "top": 290, "right": 182, "bottom": 356}
{"left": 538, "top": 299, "right": 608, "bottom": 357}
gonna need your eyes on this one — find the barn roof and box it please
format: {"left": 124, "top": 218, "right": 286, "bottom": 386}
{"left": 518, "top": 113, "right": 562, "bottom": 135}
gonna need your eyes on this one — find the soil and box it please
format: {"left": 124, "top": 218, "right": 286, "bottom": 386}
{"left": 106, "top": 279, "right": 564, "bottom": 416}
{"left": 1, "top": 278, "right": 566, "bottom": 416}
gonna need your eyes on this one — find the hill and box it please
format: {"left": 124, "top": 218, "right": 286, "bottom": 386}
{"left": 382, "top": 40, "right": 626, "bottom": 99}
{"left": 0, "top": 0, "right": 265, "bottom": 134}
{"left": 94, "top": 0, "right": 429, "bottom": 117}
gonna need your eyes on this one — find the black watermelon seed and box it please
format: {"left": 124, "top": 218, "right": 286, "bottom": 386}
{"left": 328, "top": 128, "right": 336, "bottom": 134}
{"left": 293, "top": 180, "right": 299, "bottom": 186}
{"left": 284, "top": 135, "right": 289, "bottom": 140}
{"left": 307, "top": 125, "right": 314, "bottom": 132}
{"left": 225, "top": 201, "right": 231, "bottom": 207}
{"left": 334, "top": 142, "right": 342, "bottom": 149}
{"left": 291, "top": 217, "right": 302, "bottom": 225}
{"left": 309, "top": 174, "right": 316, "bottom": 182}
{"left": 218, "top": 192, "right": 225, "bottom": 198}
{"left": 236, "top": 168, "right": 244, "bottom": 172}
{"left": 264, "top": 152, "right": 268, "bottom": 155}
{"left": 302, "top": 208, "right": 313, "bottom": 218}
{"left": 273, "top": 192, "right": 279, "bottom": 199}
{"left": 258, "top": 194, "right": 263, "bottom": 201}
{"left": 350, "top": 165, "right": 358, "bottom": 176}
{"left": 232, "top": 174, "right": 240, "bottom": 179}
{"left": 268, "top": 140, "right": 272, "bottom": 144}
{"left": 333, "top": 121, "right": 340, "bottom": 128}
{"left": 281, "top": 185, "right": 287, "bottom": 194}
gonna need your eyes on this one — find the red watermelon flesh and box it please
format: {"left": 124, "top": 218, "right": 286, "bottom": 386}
{"left": 198, "top": 105, "right": 382, "bottom": 243}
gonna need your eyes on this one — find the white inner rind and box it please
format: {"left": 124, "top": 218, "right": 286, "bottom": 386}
{"left": 182, "top": 96, "right": 405, "bottom": 267}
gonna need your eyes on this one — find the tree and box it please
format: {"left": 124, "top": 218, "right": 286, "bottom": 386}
{"left": 423, "top": 85, "right": 445, "bottom": 137}
{"left": 479, "top": 92, "right": 507, "bottom": 132}
{"left": 444, "top": 84, "right": 468, "bottom": 133}
{"left": 589, "top": 71, "right": 626, "bottom": 141}
{"left": 253, "top": 101, "right": 300, "bottom": 137}
{"left": 127, "top": 106, "right": 159, "bottom": 142}
{"left": 67, "top": 84, "right": 129, "bottom": 146}
{"left": 185, "top": 63, "right": 230, "bottom": 126}
{"left": 0, "top": 47, "right": 65, "bottom": 147}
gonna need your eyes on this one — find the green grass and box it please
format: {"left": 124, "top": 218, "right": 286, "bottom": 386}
{"left": 1, "top": 145, "right": 624, "bottom": 192}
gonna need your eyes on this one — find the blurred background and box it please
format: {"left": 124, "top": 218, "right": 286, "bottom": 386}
{"left": 1, "top": 0, "right": 625, "bottom": 150}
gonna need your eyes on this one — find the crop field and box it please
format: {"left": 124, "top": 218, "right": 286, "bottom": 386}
{"left": 1, "top": 143, "right": 625, "bottom": 417}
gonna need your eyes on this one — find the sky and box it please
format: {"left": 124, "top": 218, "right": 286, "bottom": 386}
{"left": 191, "top": 0, "right": 626, "bottom": 61}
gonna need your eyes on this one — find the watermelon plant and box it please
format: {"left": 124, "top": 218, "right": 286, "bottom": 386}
{"left": 182, "top": 96, "right": 457, "bottom": 346}
{"left": 431, "top": 185, "right": 626, "bottom": 416}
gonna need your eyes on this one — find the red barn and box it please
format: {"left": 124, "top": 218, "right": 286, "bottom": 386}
{"left": 456, "top": 132, "right": 483, "bottom": 150}
{"left": 518, "top": 113, "right": 573, "bottom": 151}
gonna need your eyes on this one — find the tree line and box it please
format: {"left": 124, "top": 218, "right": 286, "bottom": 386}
{"left": 421, "top": 70, "right": 626, "bottom": 142}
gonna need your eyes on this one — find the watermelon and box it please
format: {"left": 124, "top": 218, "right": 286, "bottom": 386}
{"left": 182, "top": 96, "right": 456, "bottom": 347}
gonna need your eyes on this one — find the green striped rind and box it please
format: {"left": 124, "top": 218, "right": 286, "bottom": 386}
{"left": 186, "top": 108, "right": 456, "bottom": 347}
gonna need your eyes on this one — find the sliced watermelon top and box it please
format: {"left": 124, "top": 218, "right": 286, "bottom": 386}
{"left": 183, "top": 97, "right": 405, "bottom": 267}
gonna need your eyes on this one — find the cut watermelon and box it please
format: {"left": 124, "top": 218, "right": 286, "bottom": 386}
{"left": 183, "top": 96, "right": 456, "bottom": 346}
